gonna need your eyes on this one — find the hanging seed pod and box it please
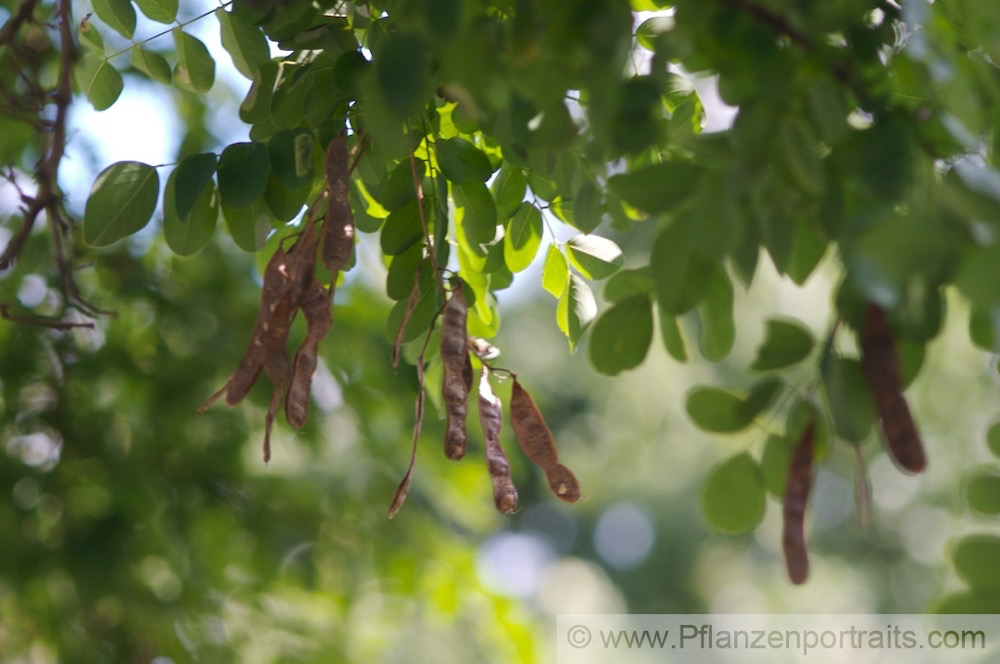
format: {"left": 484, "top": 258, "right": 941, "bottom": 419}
{"left": 468, "top": 336, "right": 501, "bottom": 361}
{"left": 859, "top": 302, "right": 926, "bottom": 473}
{"left": 285, "top": 278, "right": 333, "bottom": 429}
{"left": 441, "top": 283, "right": 471, "bottom": 461}
{"left": 782, "top": 420, "right": 815, "bottom": 585}
{"left": 478, "top": 369, "right": 518, "bottom": 513}
{"left": 510, "top": 378, "right": 581, "bottom": 502}
{"left": 322, "top": 132, "right": 355, "bottom": 272}
{"left": 199, "top": 245, "right": 297, "bottom": 413}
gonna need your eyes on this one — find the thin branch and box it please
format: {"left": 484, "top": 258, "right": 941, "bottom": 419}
{"left": 0, "top": 303, "right": 95, "bottom": 330}
{"left": 104, "top": 1, "right": 234, "bottom": 60}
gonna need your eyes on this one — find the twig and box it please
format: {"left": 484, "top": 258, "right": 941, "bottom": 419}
{"left": 0, "top": 303, "right": 95, "bottom": 330}
{"left": 0, "top": 0, "right": 41, "bottom": 49}
{"left": 407, "top": 128, "right": 447, "bottom": 299}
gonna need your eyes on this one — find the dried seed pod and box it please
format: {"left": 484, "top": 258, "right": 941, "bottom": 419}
{"left": 322, "top": 132, "right": 355, "bottom": 272}
{"left": 285, "top": 278, "right": 333, "bottom": 429}
{"left": 478, "top": 369, "right": 518, "bottom": 513}
{"left": 510, "top": 379, "right": 581, "bottom": 502}
{"left": 782, "top": 421, "right": 815, "bottom": 585}
{"left": 853, "top": 444, "right": 871, "bottom": 530}
{"left": 441, "top": 284, "right": 471, "bottom": 461}
{"left": 859, "top": 302, "right": 926, "bottom": 473}
{"left": 468, "top": 336, "right": 500, "bottom": 361}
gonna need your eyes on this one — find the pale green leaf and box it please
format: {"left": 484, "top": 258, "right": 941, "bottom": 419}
{"left": 542, "top": 244, "right": 569, "bottom": 298}
{"left": 588, "top": 295, "right": 653, "bottom": 375}
{"left": 92, "top": 0, "right": 136, "bottom": 39}
{"left": 701, "top": 453, "right": 766, "bottom": 535}
{"left": 84, "top": 161, "right": 159, "bottom": 246}
{"left": 503, "top": 203, "right": 543, "bottom": 273}
{"left": 129, "top": 46, "right": 171, "bottom": 84}
{"left": 566, "top": 234, "right": 623, "bottom": 280}
{"left": 217, "top": 7, "right": 271, "bottom": 79}
{"left": 173, "top": 29, "right": 216, "bottom": 93}
{"left": 75, "top": 54, "right": 123, "bottom": 111}
{"left": 134, "top": 0, "right": 177, "bottom": 23}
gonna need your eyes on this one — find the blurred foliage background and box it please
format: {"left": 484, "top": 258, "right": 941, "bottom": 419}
{"left": 3, "top": 0, "right": 1000, "bottom": 662}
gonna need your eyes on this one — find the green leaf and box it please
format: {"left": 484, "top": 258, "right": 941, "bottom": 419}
{"left": 269, "top": 128, "right": 315, "bottom": 191}
{"left": 988, "top": 422, "right": 1000, "bottom": 459}
{"left": 217, "top": 7, "right": 271, "bottom": 79}
{"left": 607, "top": 162, "right": 704, "bottom": 214}
{"left": 262, "top": 173, "right": 309, "bottom": 223}
{"left": 932, "top": 590, "right": 1000, "bottom": 614}
{"left": 217, "top": 142, "right": 271, "bottom": 209}
{"left": 566, "top": 235, "right": 624, "bottom": 280}
{"left": 134, "top": 0, "right": 178, "bottom": 23}
{"left": 491, "top": 163, "right": 527, "bottom": 222}
{"left": 503, "top": 203, "right": 543, "bottom": 273}
{"left": 966, "top": 470, "right": 1000, "bottom": 516}
{"left": 658, "top": 304, "right": 688, "bottom": 362}
{"left": 694, "top": 267, "right": 734, "bottom": 362}
{"left": 222, "top": 200, "right": 273, "bottom": 252}
{"left": 380, "top": 199, "right": 424, "bottom": 256}
{"left": 751, "top": 318, "right": 815, "bottom": 371}
{"left": 636, "top": 16, "right": 675, "bottom": 51}
{"left": 542, "top": 244, "right": 569, "bottom": 298}
{"left": 953, "top": 535, "right": 1000, "bottom": 592}
{"left": 780, "top": 118, "right": 824, "bottom": 196}
{"left": 129, "top": 46, "right": 171, "bottom": 84}
{"left": 381, "top": 159, "right": 423, "bottom": 211}
{"left": 588, "top": 295, "right": 654, "bottom": 375}
{"left": 556, "top": 274, "right": 597, "bottom": 352}
{"left": 760, "top": 435, "right": 794, "bottom": 497}
{"left": 374, "top": 32, "right": 430, "bottom": 118}
{"left": 436, "top": 137, "right": 494, "bottom": 183}
{"left": 75, "top": 55, "right": 123, "bottom": 111}
{"left": 84, "top": 162, "right": 159, "bottom": 247}
{"left": 173, "top": 29, "right": 216, "bottom": 93}
{"left": 240, "top": 62, "right": 279, "bottom": 125}
{"left": 651, "top": 218, "right": 713, "bottom": 314}
{"left": 456, "top": 181, "right": 497, "bottom": 248}
{"left": 701, "top": 453, "right": 767, "bottom": 535}
{"left": 173, "top": 153, "right": 217, "bottom": 222}
{"left": 686, "top": 380, "right": 780, "bottom": 434}
{"left": 79, "top": 19, "right": 104, "bottom": 53}
{"left": 386, "top": 246, "right": 425, "bottom": 301}
{"left": 822, "top": 356, "right": 876, "bottom": 443}
{"left": 786, "top": 218, "right": 828, "bottom": 286}
{"left": 163, "top": 170, "right": 218, "bottom": 256}
{"left": 955, "top": 244, "right": 1000, "bottom": 307}
{"left": 92, "top": 0, "right": 136, "bottom": 39}
{"left": 604, "top": 267, "right": 653, "bottom": 303}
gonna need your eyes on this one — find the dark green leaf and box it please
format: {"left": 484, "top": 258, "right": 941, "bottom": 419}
{"left": 222, "top": 200, "right": 273, "bottom": 252}
{"left": 651, "top": 218, "right": 713, "bottom": 314}
{"left": 381, "top": 159, "right": 422, "bottom": 211}
{"left": 217, "top": 142, "right": 271, "bottom": 209}
{"left": 658, "top": 304, "right": 688, "bottom": 362}
{"left": 173, "top": 29, "right": 216, "bottom": 93}
{"left": 240, "top": 62, "right": 279, "bottom": 125}
{"left": 374, "top": 32, "right": 430, "bottom": 118}
{"left": 607, "top": 162, "right": 704, "bottom": 214}
{"left": 269, "top": 128, "right": 315, "bottom": 191}
{"left": 542, "top": 244, "right": 569, "bottom": 298}
{"left": 503, "top": 203, "right": 543, "bottom": 273}
{"left": 780, "top": 118, "right": 824, "bottom": 196}
{"left": 988, "top": 422, "right": 1000, "bottom": 459}
{"left": 129, "top": 47, "right": 171, "bottom": 84}
{"left": 953, "top": 535, "right": 1000, "bottom": 592}
{"left": 163, "top": 171, "right": 217, "bottom": 256}
{"left": 380, "top": 199, "right": 424, "bottom": 256}
{"left": 685, "top": 387, "right": 753, "bottom": 434}
{"left": 566, "top": 235, "right": 623, "bottom": 280}
{"left": 701, "top": 453, "right": 767, "bottom": 535}
{"left": 751, "top": 318, "right": 815, "bottom": 371}
{"left": 92, "top": 0, "right": 136, "bottom": 39}
{"left": 386, "top": 245, "right": 425, "bottom": 301}
{"left": 83, "top": 161, "right": 159, "bottom": 247}
{"left": 134, "top": 0, "right": 177, "bottom": 23}
{"left": 694, "top": 267, "right": 734, "bottom": 362}
{"left": 173, "top": 153, "right": 217, "bottom": 222}
{"left": 604, "top": 267, "right": 654, "bottom": 303}
{"left": 966, "top": 470, "right": 1000, "bottom": 516}
{"left": 262, "top": 173, "right": 309, "bottom": 222}
{"left": 456, "top": 181, "right": 497, "bottom": 248}
{"left": 491, "top": 163, "right": 527, "bottom": 222}
{"left": 588, "top": 295, "right": 654, "bottom": 375}
{"left": 217, "top": 7, "right": 271, "bottom": 79}
{"left": 822, "top": 356, "right": 876, "bottom": 443}
{"left": 436, "top": 137, "right": 494, "bottom": 183}
{"left": 75, "top": 55, "right": 123, "bottom": 111}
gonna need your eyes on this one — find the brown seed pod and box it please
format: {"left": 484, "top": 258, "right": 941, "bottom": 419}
{"left": 441, "top": 283, "right": 471, "bottom": 461}
{"left": 285, "top": 278, "right": 333, "bottom": 429}
{"left": 509, "top": 378, "right": 581, "bottom": 502}
{"left": 322, "top": 132, "right": 355, "bottom": 272}
{"left": 782, "top": 420, "right": 815, "bottom": 585}
{"left": 859, "top": 302, "right": 926, "bottom": 473}
{"left": 478, "top": 369, "right": 518, "bottom": 513}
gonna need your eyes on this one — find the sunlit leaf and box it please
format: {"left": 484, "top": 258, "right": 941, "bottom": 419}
{"left": 134, "top": 0, "right": 177, "bottom": 23}
{"left": 566, "top": 234, "right": 623, "bottom": 280}
{"left": 92, "top": 0, "right": 136, "bottom": 39}
{"left": 503, "top": 203, "right": 543, "bottom": 273}
{"left": 542, "top": 244, "right": 569, "bottom": 298}
{"left": 556, "top": 274, "right": 596, "bottom": 352}
{"left": 129, "top": 46, "right": 171, "bottom": 84}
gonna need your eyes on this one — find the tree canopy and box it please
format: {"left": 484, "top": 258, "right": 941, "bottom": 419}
{"left": 3, "top": 0, "right": 1000, "bottom": 660}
